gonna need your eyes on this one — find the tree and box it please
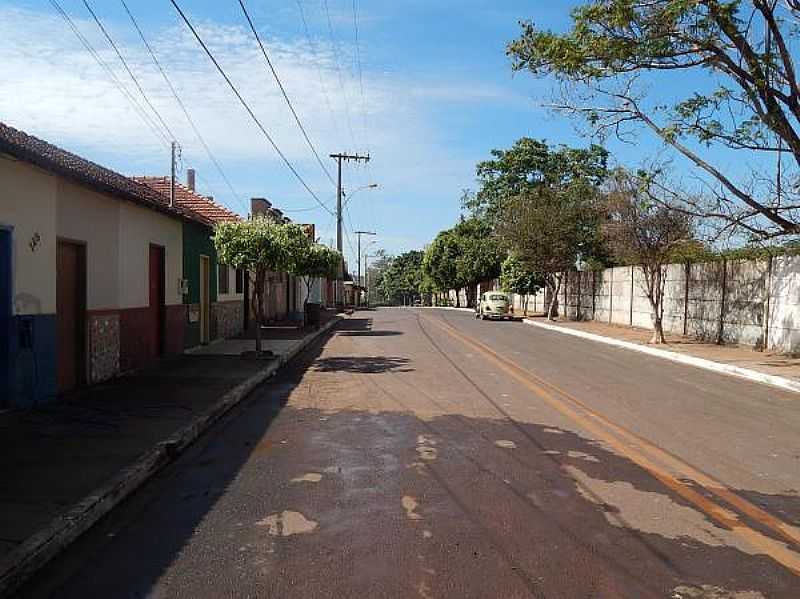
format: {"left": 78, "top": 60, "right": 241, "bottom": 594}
{"left": 451, "top": 218, "right": 505, "bottom": 307}
{"left": 497, "top": 180, "right": 600, "bottom": 320}
{"left": 290, "top": 242, "right": 340, "bottom": 325}
{"left": 602, "top": 170, "right": 694, "bottom": 344}
{"left": 214, "top": 217, "right": 294, "bottom": 354}
{"left": 423, "top": 230, "right": 462, "bottom": 305}
{"left": 500, "top": 254, "right": 544, "bottom": 314}
{"left": 464, "top": 137, "right": 608, "bottom": 222}
{"left": 508, "top": 1, "right": 800, "bottom": 240}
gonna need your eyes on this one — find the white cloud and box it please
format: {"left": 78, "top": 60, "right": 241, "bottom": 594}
{"left": 0, "top": 3, "right": 521, "bottom": 257}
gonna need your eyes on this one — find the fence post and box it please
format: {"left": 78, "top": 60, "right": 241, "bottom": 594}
{"left": 762, "top": 255, "right": 773, "bottom": 352}
{"left": 563, "top": 271, "right": 568, "bottom": 319}
{"left": 629, "top": 265, "right": 634, "bottom": 326}
{"left": 592, "top": 270, "right": 597, "bottom": 320}
{"left": 609, "top": 268, "right": 614, "bottom": 324}
{"left": 683, "top": 262, "right": 690, "bottom": 336}
{"left": 717, "top": 259, "right": 728, "bottom": 345}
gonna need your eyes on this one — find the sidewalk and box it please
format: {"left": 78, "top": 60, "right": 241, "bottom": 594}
{"left": 525, "top": 317, "right": 800, "bottom": 391}
{"left": 0, "top": 315, "right": 341, "bottom": 595}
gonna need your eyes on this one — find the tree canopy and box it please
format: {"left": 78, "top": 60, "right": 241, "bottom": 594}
{"left": 508, "top": 0, "right": 800, "bottom": 240}
{"left": 465, "top": 137, "right": 608, "bottom": 222}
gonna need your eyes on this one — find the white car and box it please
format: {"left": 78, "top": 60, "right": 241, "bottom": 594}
{"left": 475, "top": 292, "right": 514, "bottom": 320}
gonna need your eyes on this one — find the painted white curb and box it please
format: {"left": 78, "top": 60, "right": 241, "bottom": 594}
{"left": 408, "top": 306, "right": 474, "bottom": 313}
{"left": 524, "top": 319, "right": 800, "bottom": 395}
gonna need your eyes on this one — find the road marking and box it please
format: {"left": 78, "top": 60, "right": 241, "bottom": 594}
{"left": 423, "top": 314, "right": 800, "bottom": 575}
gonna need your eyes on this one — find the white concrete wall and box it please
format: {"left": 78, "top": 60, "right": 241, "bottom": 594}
{"left": 556, "top": 254, "right": 800, "bottom": 352}
{"left": 118, "top": 201, "right": 183, "bottom": 308}
{"left": 57, "top": 179, "right": 120, "bottom": 311}
{"left": 0, "top": 157, "right": 57, "bottom": 315}
{"left": 768, "top": 255, "right": 800, "bottom": 352}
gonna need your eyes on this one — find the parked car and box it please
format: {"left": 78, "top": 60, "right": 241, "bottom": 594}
{"left": 475, "top": 291, "right": 514, "bottom": 320}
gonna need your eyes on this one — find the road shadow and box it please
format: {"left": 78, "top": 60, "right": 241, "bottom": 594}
{"left": 334, "top": 316, "right": 404, "bottom": 337}
{"left": 17, "top": 322, "right": 799, "bottom": 598}
{"left": 311, "top": 356, "right": 413, "bottom": 374}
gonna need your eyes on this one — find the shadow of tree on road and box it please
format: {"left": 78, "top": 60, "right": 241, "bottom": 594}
{"left": 310, "top": 356, "right": 413, "bottom": 374}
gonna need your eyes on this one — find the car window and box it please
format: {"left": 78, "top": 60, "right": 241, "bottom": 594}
{"left": 489, "top": 294, "right": 507, "bottom": 301}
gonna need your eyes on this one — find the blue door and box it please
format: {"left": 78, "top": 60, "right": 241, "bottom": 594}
{"left": 0, "top": 229, "right": 11, "bottom": 407}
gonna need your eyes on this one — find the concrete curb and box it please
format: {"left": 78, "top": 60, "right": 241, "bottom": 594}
{"left": 0, "top": 316, "right": 342, "bottom": 598}
{"left": 524, "top": 318, "right": 800, "bottom": 395}
{"left": 409, "top": 306, "right": 474, "bottom": 313}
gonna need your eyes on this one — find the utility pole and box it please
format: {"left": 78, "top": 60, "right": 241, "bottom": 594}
{"left": 170, "top": 141, "right": 177, "bottom": 207}
{"left": 364, "top": 252, "right": 378, "bottom": 307}
{"left": 330, "top": 152, "right": 370, "bottom": 305}
{"left": 355, "top": 231, "right": 376, "bottom": 287}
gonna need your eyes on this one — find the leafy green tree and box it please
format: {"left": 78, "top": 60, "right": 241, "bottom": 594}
{"left": 508, "top": 1, "right": 800, "bottom": 239}
{"left": 498, "top": 180, "right": 601, "bottom": 320}
{"left": 214, "top": 217, "right": 296, "bottom": 353}
{"left": 423, "top": 230, "right": 462, "bottom": 305}
{"left": 500, "top": 254, "right": 544, "bottom": 314}
{"left": 290, "top": 242, "right": 341, "bottom": 325}
{"left": 451, "top": 218, "right": 505, "bottom": 307}
{"left": 464, "top": 137, "right": 608, "bottom": 222}
{"left": 376, "top": 250, "right": 426, "bottom": 305}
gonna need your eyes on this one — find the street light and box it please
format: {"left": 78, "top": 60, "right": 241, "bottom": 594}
{"left": 342, "top": 183, "right": 378, "bottom": 208}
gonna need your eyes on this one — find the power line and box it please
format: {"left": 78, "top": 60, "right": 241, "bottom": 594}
{"left": 238, "top": 0, "right": 336, "bottom": 188}
{"left": 351, "top": 0, "right": 370, "bottom": 151}
{"left": 322, "top": 0, "right": 358, "bottom": 147}
{"left": 282, "top": 205, "right": 324, "bottom": 213}
{"left": 119, "top": 0, "right": 246, "bottom": 215}
{"left": 82, "top": 0, "right": 176, "bottom": 142}
{"left": 295, "top": 0, "right": 342, "bottom": 144}
{"left": 48, "top": 0, "right": 169, "bottom": 148}
{"left": 170, "top": 0, "right": 334, "bottom": 216}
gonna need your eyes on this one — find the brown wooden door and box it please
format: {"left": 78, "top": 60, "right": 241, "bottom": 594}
{"left": 57, "top": 241, "right": 86, "bottom": 393}
{"left": 149, "top": 245, "right": 165, "bottom": 358}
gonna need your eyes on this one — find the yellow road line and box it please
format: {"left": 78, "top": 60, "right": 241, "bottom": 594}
{"left": 424, "top": 314, "right": 800, "bottom": 575}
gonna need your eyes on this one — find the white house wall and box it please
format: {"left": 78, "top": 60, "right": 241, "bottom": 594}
{"left": 0, "top": 157, "right": 57, "bottom": 316}
{"left": 117, "top": 200, "right": 183, "bottom": 309}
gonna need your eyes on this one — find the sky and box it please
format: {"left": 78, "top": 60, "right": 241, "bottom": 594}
{"left": 0, "top": 0, "right": 743, "bottom": 267}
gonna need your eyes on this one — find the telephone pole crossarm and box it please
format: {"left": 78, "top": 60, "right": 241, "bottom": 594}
{"left": 330, "top": 152, "right": 371, "bottom": 306}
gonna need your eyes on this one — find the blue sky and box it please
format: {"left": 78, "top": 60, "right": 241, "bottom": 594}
{"left": 0, "top": 1, "right": 734, "bottom": 266}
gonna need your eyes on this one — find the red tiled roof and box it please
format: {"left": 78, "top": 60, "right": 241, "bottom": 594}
{"left": 0, "top": 122, "right": 208, "bottom": 225}
{"left": 133, "top": 177, "right": 241, "bottom": 224}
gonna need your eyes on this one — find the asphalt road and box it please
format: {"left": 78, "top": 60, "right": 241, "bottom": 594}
{"left": 20, "top": 308, "right": 800, "bottom": 598}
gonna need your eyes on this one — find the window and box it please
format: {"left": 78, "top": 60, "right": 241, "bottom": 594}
{"left": 218, "top": 263, "right": 229, "bottom": 294}
{"left": 235, "top": 268, "right": 244, "bottom": 294}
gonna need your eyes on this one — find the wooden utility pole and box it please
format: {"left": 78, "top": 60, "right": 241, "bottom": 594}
{"left": 355, "top": 230, "right": 376, "bottom": 288}
{"left": 330, "top": 152, "right": 370, "bottom": 305}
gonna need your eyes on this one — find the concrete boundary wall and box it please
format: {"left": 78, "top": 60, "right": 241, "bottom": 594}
{"left": 492, "top": 255, "right": 800, "bottom": 354}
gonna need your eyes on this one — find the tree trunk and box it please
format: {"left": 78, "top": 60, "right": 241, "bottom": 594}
{"left": 547, "top": 276, "right": 561, "bottom": 321}
{"left": 523, "top": 294, "right": 529, "bottom": 316}
{"left": 455, "top": 290, "right": 461, "bottom": 308}
{"left": 647, "top": 265, "right": 666, "bottom": 344}
{"left": 254, "top": 270, "right": 264, "bottom": 354}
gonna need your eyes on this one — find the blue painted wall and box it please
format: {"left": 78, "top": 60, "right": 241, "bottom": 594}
{"left": 0, "top": 228, "right": 57, "bottom": 408}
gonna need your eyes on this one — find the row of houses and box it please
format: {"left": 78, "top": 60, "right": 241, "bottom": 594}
{"left": 0, "top": 122, "right": 334, "bottom": 409}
